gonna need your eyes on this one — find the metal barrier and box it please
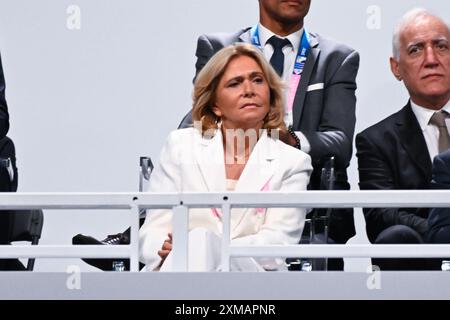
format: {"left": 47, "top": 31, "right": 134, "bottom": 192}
{"left": 1, "top": 190, "right": 450, "bottom": 272}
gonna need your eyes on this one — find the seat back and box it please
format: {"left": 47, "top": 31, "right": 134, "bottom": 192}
{"left": 139, "top": 156, "right": 153, "bottom": 219}
{"left": 9, "top": 210, "right": 44, "bottom": 270}
{"left": 287, "top": 157, "right": 336, "bottom": 271}
{"left": 300, "top": 157, "right": 336, "bottom": 242}
{"left": 311, "top": 156, "right": 335, "bottom": 241}
{"left": 139, "top": 156, "right": 154, "bottom": 192}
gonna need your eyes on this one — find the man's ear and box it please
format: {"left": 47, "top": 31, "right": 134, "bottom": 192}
{"left": 390, "top": 57, "right": 402, "bottom": 81}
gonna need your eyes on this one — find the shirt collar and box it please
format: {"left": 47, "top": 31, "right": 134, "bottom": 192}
{"left": 258, "top": 23, "right": 303, "bottom": 52}
{"left": 410, "top": 99, "right": 450, "bottom": 131}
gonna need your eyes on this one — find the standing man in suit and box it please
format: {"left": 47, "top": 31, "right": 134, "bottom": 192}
{"left": 356, "top": 8, "right": 450, "bottom": 270}
{"left": 179, "top": 0, "right": 360, "bottom": 249}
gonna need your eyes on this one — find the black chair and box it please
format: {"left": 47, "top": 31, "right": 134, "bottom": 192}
{"left": 311, "top": 156, "right": 336, "bottom": 244}
{"left": 72, "top": 156, "right": 153, "bottom": 271}
{"left": 287, "top": 157, "right": 340, "bottom": 271}
{"left": 0, "top": 136, "right": 44, "bottom": 271}
{"left": 9, "top": 210, "right": 44, "bottom": 270}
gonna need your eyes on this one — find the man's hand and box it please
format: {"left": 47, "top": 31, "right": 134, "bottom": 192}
{"left": 278, "top": 129, "right": 298, "bottom": 148}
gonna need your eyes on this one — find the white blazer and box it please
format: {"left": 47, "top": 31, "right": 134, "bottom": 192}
{"left": 139, "top": 127, "right": 312, "bottom": 270}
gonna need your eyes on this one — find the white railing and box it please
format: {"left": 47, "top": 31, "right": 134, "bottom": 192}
{"left": 1, "top": 190, "right": 450, "bottom": 272}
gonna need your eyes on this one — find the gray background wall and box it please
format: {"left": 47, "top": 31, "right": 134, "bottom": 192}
{"left": 0, "top": 0, "right": 447, "bottom": 271}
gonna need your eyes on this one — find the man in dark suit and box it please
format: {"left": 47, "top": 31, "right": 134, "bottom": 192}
{"left": 0, "top": 51, "right": 14, "bottom": 270}
{"left": 0, "top": 52, "right": 9, "bottom": 139}
{"left": 427, "top": 149, "right": 450, "bottom": 243}
{"left": 356, "top": 8, "right": 450, "bottom": 270}
{"left": 179, "top": 0, "right": 360, "bottom": 248}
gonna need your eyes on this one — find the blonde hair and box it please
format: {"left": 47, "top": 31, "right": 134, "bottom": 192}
{"left": 192, "top": 43, "right": 286, "bottom": 136}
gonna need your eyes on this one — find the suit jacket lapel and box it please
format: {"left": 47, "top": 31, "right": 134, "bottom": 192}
{"left": 195, "top": 129, "right": 226, "bottom": 192}
{"left": 195, "top": 129, "right": 277, "bottom": 234}
{"left": 231, "top": 131, "right": 277, "bottom": 231}
{"left": 235, "top": 131, "right": 276, "bottom": 191}
{"left": 395, "top": 102, "right": 432, "bottom": 180}
{"left": 239, "top": 28, "right": 252, "bottom": 44}
{"left": 293, "top": 33, "right": 320, "bottom": 129}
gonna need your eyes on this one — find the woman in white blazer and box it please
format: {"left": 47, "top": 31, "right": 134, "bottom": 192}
{"left": 139, "top": 43, "right": 312, "bottom": 271}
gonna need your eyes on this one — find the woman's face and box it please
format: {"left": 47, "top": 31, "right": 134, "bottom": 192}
{"left": 213, "top": 55, "right": 271, "bottom": 131}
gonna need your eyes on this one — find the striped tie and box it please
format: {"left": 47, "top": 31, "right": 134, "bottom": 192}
{"left": 429, "top": 111, "right": 450, "bottom": 153}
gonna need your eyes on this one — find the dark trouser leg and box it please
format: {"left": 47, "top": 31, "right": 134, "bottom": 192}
{"left": 0, "top": 259, "right": 26, "bottom": 271}
{"left": 428, "top": 225, "right": 450, "bottom": 243}
{"left": 372, "top": 225, "right": 439, "bottom": 270}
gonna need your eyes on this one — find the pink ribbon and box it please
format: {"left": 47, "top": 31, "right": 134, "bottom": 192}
{"left": 256, "top": 180, "right": 271, "bottom": 214}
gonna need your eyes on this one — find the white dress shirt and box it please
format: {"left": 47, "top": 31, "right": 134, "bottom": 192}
{"left": 410, "top": 100, "right": 450, "bottom": 162}
{"left": 258, "top": 23, "right": 311, "bottom": 153}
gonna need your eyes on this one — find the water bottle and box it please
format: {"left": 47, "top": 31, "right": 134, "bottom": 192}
{"left": 441, "top": 260, "right": 450, "bottom": 271}
{"left": 112, "top": 260, "right": 125, "bottom": 272}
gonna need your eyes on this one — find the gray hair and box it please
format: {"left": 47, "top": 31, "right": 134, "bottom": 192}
{"left": 392, "top": 8, "right": 449, "bottom": 60}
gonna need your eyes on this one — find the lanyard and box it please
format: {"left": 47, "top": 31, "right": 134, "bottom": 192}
{"left": 250, "top": 25, "right": 311, "bottom": 114}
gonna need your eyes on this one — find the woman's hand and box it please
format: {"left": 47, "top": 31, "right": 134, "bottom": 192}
{"left": 157, "top": 233, "right": 173, "bottom": 264}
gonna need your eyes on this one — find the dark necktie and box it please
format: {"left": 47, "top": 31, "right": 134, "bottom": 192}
{"left": 267, "top": 36, "right": 291, "bottom": 77}
{"left": 429, "top": 110, "right": 450, "bottom": 153}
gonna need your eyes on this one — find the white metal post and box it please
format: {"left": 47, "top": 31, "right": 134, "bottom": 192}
{"left": 221, "top": 203, "right": 231, "bottom": 272}
{"left": 130, "top": 202, "right": 140, "bottom": 272}
{"left": 172, "top": 204, "right": 189, "bottom": 271}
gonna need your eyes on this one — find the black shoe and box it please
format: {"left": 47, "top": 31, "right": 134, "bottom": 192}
{"left": 101, "top": 232, "right": 130, "bottom": 245}
{"left": 72, "top": 233, "right": 130, "bottom": 271}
